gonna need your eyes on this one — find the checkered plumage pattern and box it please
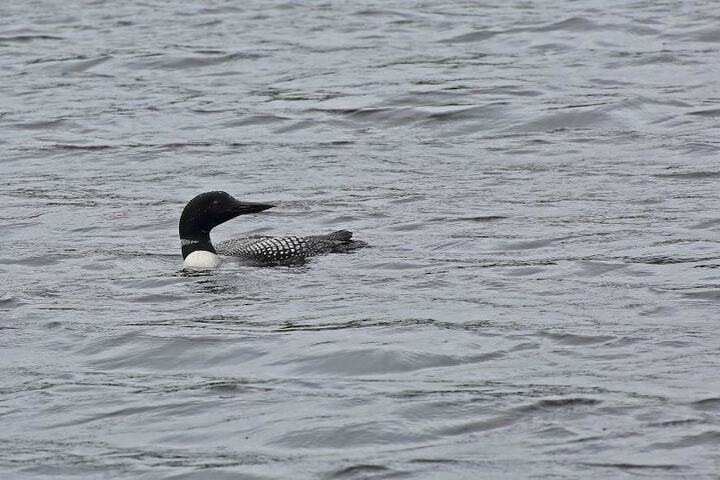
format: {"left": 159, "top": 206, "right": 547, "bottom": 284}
{"left": 215, "top": 230, "right": 357, "bottom": 263}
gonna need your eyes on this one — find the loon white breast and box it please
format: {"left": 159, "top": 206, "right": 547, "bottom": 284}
{"left": 179, "top": 191, "right": 365, "bottom": 270}
{"left": 182, "top": 250, "right": 222, "bottom": 269}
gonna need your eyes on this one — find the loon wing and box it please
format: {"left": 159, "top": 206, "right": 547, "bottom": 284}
{"left": 215, "top": 230, "right": 363, "bottom": 263}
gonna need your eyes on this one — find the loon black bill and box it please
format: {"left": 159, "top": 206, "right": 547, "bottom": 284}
{"left": 230, "top": 200, "right": 275, "bottom": 215}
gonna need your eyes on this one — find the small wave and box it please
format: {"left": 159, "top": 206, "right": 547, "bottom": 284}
{"left": 691, "top": 398, "right": 720, "bottom": 411}
{"left": 687, "top": 108, "right": 720, "bottom": 117}
{"left": 56, "top": 55, "right": 111, "bottom": 74}
{"left": 44, "top": 143, "right": 117, "bottom": 151}
{"left": 427, "top": 215, "right": 506, "bottom": 223}
{"left": 8, "top": 119, "right": 72, "bottom": 130}
{"left": 193, "top": 5, "right": 243, "bottom": 15}
{"left": 654, "top": 170, "right": 720, "bottom": 179}
{"left": 282, "top": 348, "right": 505, "bottom": 375}
{"left": 510, "top": 108, "right": 616, "bottom": 133}
{"left": 127, "top": 293, "right": 186, "bottom": 303}
{"left": 328, "top": 464, "right": 399, "bottom": 479}
{"left": 34, "top": 141, "right": 215, "bottom": 152}
{"left": 581, "top": 462, "right": 682, "bottom": 472}
{"left": 652, "top": 431, "right": 720, "bottom": 449}
{"left": 271, "top": 421, "right": 434, "bottom": 448}
{"left": 440, "top": 16, "right": 657, "bottom": 44}
{"left": 575, "top": 261, "right": 627, "bottom": 277}
{"left": 353, "top": 8, "right": 414, "bottom": 18}
{"left": 87, "top": 334, "right": 267, "bottom": 370}
{"left": 533, "top": 16, "right": 599, "bottom": 32}
{"left": 0, "top": 254, "right": 66, "bottom": 267}
{"left": 680, "top": 289, "right": 720, "bottom": 300}
{"left": 439, "top": 30, "right": 498, "bottom": 44}
{"left": 610, "top": 52, "right": 689, "bottom": 67}
{"left": 0, "top": 34, "right": 62, "bottom": 43}
{"left": 688, "top": 218, "right": 720, "bottom": 230}
{"left": 222, "top": 115, "right": 290, "bottom": 127}
{"left": 318, "top": 102, "right": 511, "bottom": 134}
{"left": 0, "top": 294, "right": 22, "bottom": 309}
{"left": 529, "top": 397, "right": 601, "bottom": 409}
{"left": 622, "top": 255, "right": 717, "bottom": 265}
{"left": 126, "top": 52, "right": 262, "bottom": 70}
{"left": 502, "top": 237, "right": 559, "bottom": 250}
{"left": 529, "top": 42, "right": 572, "bottom": 53}
{"left": 690, "top": 27, "right": 720, "bottom": 43}
{"left": 538, "top": 332, "right": 616, "bottom": 346}
{"left": 439, "top": 16, "right": 596, "bottom": 44}
{"left": 273, "top": 120, "right": 319, "bottom": 134}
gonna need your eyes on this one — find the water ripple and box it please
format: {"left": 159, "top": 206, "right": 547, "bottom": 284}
{"left": 2, "top": 0, "right": 719, "bottom": 478}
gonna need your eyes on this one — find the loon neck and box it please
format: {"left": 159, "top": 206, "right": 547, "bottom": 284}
{"left": 181, "top": 233, "right": 216, "bottom": 260}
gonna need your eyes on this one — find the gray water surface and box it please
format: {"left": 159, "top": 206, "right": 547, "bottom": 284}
{"left": 2, "top": 1, "right": 720, "bottom": 478}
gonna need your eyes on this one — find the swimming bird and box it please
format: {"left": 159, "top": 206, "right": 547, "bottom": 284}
{"left": 179, "top": 191, "right": 365, "bottom": 270}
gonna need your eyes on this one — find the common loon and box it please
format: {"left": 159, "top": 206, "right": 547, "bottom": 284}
{"left": 180, "top": 191, "right": 365, "bottom": 270}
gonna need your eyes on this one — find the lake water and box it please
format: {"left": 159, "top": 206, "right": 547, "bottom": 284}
{"left": 2, "top": 1, "right": 720, "bottom": 478}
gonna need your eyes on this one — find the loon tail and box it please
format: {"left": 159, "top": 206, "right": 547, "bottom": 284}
{"left": 325, "top": 229, "right": 367, "bottom": 253}
{"left": 326, "top": 229, "right": 353, "bottom": 241}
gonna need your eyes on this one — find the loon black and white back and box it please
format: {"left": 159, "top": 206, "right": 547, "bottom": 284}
{"left": 215, "top": 230, "right": 357, "bottom": 264}
{"left": 179, "top": 191, "right": 365, "bottom": 270}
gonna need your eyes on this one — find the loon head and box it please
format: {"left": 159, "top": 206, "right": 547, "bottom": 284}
{"left": 179, "top": 191, "right": 274, "bottom": 266}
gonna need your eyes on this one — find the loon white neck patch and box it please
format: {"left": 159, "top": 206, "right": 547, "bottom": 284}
{"left": 183, "top": 250, "right": 221, "bottom": 270}
{"left": 180, "top": 238, "right": 199, "bottom": 247}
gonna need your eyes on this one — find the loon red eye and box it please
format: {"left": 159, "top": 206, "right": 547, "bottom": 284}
{"left": 212, "top": 200, "right": 221, "bottom": 207}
